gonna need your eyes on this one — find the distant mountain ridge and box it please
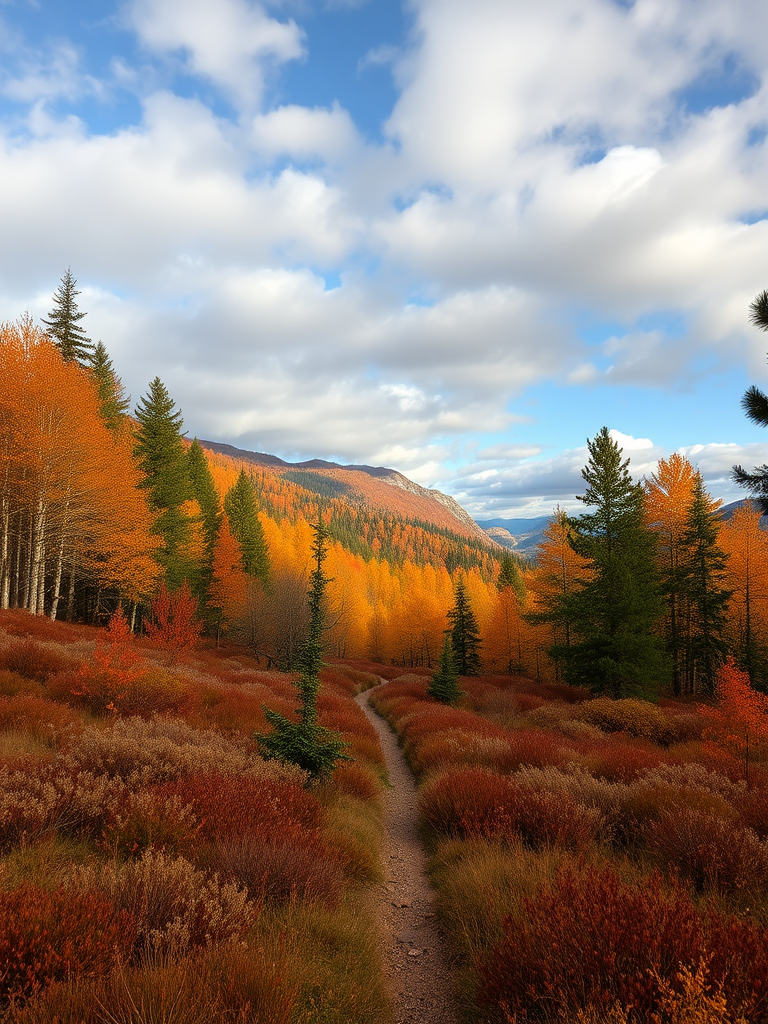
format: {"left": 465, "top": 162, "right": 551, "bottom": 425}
{"left": 199, "top": 440, "right": 495, "bottom": 547}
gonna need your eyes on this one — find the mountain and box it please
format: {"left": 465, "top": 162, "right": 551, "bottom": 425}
{"left": 199, "top": 440, "right": 496, "bottom": 548}
{"left": 475, "top": 516, "right": 551, "bottom": 552}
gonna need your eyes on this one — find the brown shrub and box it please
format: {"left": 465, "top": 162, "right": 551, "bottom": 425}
{"left": 332, "top": 761, "right": 381, "bottom": 801}
{"left": 0, "top": 695, "right": 79, "bottom": 746}
{"left": 576, "top": 697, "right": 677, "bottom": 745}
{"left": 0, "top": 639, "right": 74, "bottom": 682}
{"left": 100, "top": 789, "right": 201, "bottom": 857}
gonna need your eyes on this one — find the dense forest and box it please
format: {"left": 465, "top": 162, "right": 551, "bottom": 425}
{"left": 3, "top": 276, "right": 768, "bottom": 701}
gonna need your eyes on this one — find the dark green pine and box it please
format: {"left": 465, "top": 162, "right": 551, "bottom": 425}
{"left": 678, "top": 474, "right": 732, "bottom": 696}
{"left": 448, "top": 576, "right": 482, "bottom": 676}
{"left": 89, "top": 341, "right": 130, "bottom": 432}
{"left": 223, "top": 469, "right": 270, "bottom": 585}
{"left": 133, "top": 377, "right": 194, "bottom": 589}
{"left": 42, "top": 269, "right": 95, "bottom": 366}
{"left": 564, "top": 426, "right": 667, "bottom": 698}
{"left": 428, "top": 634, "right": 463, "bottom": 705}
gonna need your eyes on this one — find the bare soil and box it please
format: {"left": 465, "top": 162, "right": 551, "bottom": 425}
{"left": 356, "top": 687, "right": 460, "bottom": 1024}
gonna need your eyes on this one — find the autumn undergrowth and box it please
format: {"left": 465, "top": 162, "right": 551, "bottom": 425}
{"left": 370, "top": 668, "right": 768, "bottom": 1023}
{"left": 0, "top": 610, "right": 392, "bottom": 1024}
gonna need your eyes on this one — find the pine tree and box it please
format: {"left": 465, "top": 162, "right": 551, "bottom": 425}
{"left": 448, "top": 576, "right": 482, "bottom": 675}
{"left": 133, "top": 378, "right": 194, "bottom": 590}
{"left": 678, "top": 474, "right": 732, "bottom": 696}
{"left": 41, "top": 269, "right": 94, "bottom": 366}
{"left": 224, "top": 469, "right": 269, "bottom": 585}
{"left": 564, "top": 427, "right": 667, "bottom": 698}
{"left": 428, "top": 634, "right": 462, "bottom": 704}
{"left": 733, "top": 288, "right": 768, "bottom": 510}
{"left": 89, "top": 342, "right": 130, "bottom": 433}
{"left": 256, "top": 515, "right": 350, "bottom": 781}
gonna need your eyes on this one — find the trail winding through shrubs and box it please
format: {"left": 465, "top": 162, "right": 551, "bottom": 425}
{"left": 356, "top": 686, "right": 460, "bottom": 1024}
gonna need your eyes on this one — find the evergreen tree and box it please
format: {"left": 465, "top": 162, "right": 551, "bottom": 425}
{"left": 256, "top": 515, "right": 350, "bottom": 781}
{"left": 89, "top": 341, "right": 130, "bottom": 432}
{"left": 733, "top": 288, "right": 768, "bottom": 510}
{"left": 448, "top": 576, "right": 482, "bottom": 675}
{"left": 186, "top": 439, "right": 222, "bottom": 609}
{"left": 678, "top": 474, "right": 732, "bottom": 696}
{"left": 224, "top": 469, "right": 270, "bottom": 585}
{"left": 41, "top": 269, "right": 94, "bottom": 366}
{"left": 133, "top": 378, "right": 194, "bottom": 590}
{"left": 497, "top": 552, "right": 524, "bottom": 600}
{"left": 563, "top": 427, "right": 667, "bottom": 698}
{"left": 428, "top": 634, "right": 463, "bottom": 704}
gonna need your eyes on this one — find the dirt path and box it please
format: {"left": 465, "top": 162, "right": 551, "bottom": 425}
{"left": 355, "top": 687, "right": 460, "bottom": 1024}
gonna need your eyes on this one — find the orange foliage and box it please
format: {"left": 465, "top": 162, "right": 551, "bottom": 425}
{"left": 700, "top": 661, "right": 768, "bottom": 782}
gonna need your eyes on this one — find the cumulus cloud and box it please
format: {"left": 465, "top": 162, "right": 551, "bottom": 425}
{"left": 125, "top": 0, "right": 304, "bottom": 109}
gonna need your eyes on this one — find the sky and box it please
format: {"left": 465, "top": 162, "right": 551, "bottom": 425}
{"left": 2, "top": 0, "right": 768, "bottom": 520}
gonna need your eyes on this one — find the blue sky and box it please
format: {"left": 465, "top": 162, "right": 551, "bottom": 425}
{"left": 2, "top": 0, "right": 768, "bottom": 518}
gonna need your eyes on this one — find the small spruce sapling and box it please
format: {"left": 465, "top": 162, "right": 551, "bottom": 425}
{"left": 256, "top": 514, "right": 350, "bottom": 781}
{"left": 428, "top": 635, "right": 463, "bottom": 705}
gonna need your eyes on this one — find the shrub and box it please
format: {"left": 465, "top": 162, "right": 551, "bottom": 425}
{"left": 645, "top": 808, "right": 768, "bottom": 895}
{"left": 206, "top": 833, "right": 343, "bottom": 906}
{"left": 0, "top": 882, "right": 135, "bottom": 1002}
{"left": 576, "top": 697, "right": 677, "bottom": 744}
{"left": 74, "top": 848, "right": 255, "bottom": 957}
{"left": 420, "top": 767, "right": 514, "bottom": 838}
{"left": 155, "top": 772, "right": 322, "bottom": 842}
{"left": 0, "top": 640, "right": 73, "bottom": 682}
{"left": 579, "top": 736, "right": 667, "bottom": 781}
{"left": 478, "top": 865, "right": 704, "bottom": 1020}
{"left": 331, "top": 761, "right": 381, "bottom": 801}
{"left": 100, "top": 788, "right": 201, "bottom": 857}
{"left": 0, "top": 695, "right": 79, "bottom": 746}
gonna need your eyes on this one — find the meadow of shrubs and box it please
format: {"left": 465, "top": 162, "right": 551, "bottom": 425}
{"left": 0, "top": 609, "right": 391, "bottom": 1023}
{"left": 370, "top": 669, "right": 768, "bottom": 1023}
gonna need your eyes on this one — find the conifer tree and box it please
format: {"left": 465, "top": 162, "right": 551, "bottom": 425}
{"left": 224, "top": 469, "right": 269, "bottom": 585}
{"left": 256, "top": 515, "right": 350, "bottom": 781}
{"left": 133, "top": 378, "right": 194, "bottom": 590}
{"left": 89, "top": 342, "right": 130, "bottom": 433}
{"left": 678, "top": 474, "right": 732, "bottom": 696}
{"left": 497, "top": 552, "right": 524, "bottom": 600}
{"left": 428, "top": 634, "right": 462, "bottom": 704}
{"left": 186, "top": 439, "right": 221, "bottom": 609}
{"left": 448, "top": 576, "right": 482, "bottom": 675}
{"left": 41, "top": 269, "right": 94, "bottom": 366}
{"left": 733, "top": 288, "right": 768, "bottom": 510}
{"left": 563, "top": 427, "right": 667, "bottom": 697}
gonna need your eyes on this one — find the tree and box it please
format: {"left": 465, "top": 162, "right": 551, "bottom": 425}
{"left": 562, "top": 427, "right": 666, "bottom": 697}
{"left": 721, "top": 501, "right": 768, "bottom": 689}
{"left": 145, "top": 580, "right": 203, "bottom": 661}
{"left": 645, "top": 453, "right": 698, "bottom": 696}
{"left": 448, "top": 575, "right": 482, "bottom": 675}
{"left": 186, "top": 439, "right": 221, "bottom": 610}
{"left": 41, "top": 269, "right": 94, "bottom": 366}
{"left": 89, "top": 342, "right": 130, "bottom": 433}
{"left": 133, "top": 378, "right": 195, "bottom": 590}
{"left": 256, "top": 515, "right": 350, "bottom": 781}
{"left": 208, "top": 513, "right": 248, "bottom": 642}
{"left": 700, "top": 660, "right": 768, "bottom": 786}
{"left": 677, "top": 474, "right": 731, "bottom": 696}
{"left": 224, "top": 470, "right": 269, "bottom": 585}
{"left": 733, "top": 288, "right": 768, "bottom": 510}
{"left": 428, "top": 635, "right": 462, "bottom": 704}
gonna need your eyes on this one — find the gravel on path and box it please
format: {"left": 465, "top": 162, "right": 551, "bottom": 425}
{"left": 355, "top": 687, "right": 461, "bottom": 1024}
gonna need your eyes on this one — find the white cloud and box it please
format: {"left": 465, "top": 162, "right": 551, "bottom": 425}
{"left": 250, "top": 103, "right": 359, "bottom": 163}
{"left": 125, "top": 0, "right": 304, "bottom": 109}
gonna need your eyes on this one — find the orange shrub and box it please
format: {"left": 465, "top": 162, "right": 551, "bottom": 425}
{"left": 578, "top": 735, "right": 668, "bottom": 781}
{"left": 331, "top": 761, "right": 382, "bottom": 801}
{"left": 0, "top": 882, "right": 135, "bottom": 1002}
{"left": 576, "top": 697, "right": 677, "bottom": 745}
{"left": 0, "top": 694, "right": 79, "bottom": 745}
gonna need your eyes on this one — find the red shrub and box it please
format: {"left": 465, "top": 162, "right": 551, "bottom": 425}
{"left": 419, "top": 767, "right": 602, "bottom": 851}
{"left": 578, "top": 735, "right": 668, "bottom": 781}
{"left": 735, "top": 785, "right": 768, "bottom": 838}
{"left": 0, "top": 694, "right": 79, "bottom": 743}
{"left": 0, "top": 610, "right": 88, "bottom": 643}
{"left": 478, "top": 866, "right": 704, "bottom": 1020}
{"left": 331, "top": 761, "right": 381, "bottom": 801}
{"left": 100, "top": 788, "right": 201, "bottom": 857}
{"left": 645, "top": 807, "right": 768, "bottom": 894}
{"left": 0, "top": 882, "right": 135, "bottom": 1001}
{"left": 501, "top": 729, "right": 577, "bottom": 771}
{"left": 154, "top": 773, "right": 321, "bottom": 842}
{"left": 207, "top": 833, "right": 343, "bottom": 906}
{"left": 0, "top": 640, "right": 73, "bottom": 682}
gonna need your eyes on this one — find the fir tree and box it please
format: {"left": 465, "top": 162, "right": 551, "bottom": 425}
{"left": 563, "top": 427, "right": 667, "bottom": 698}
{"left": 41, "top": 269, "right": 94, "bottom": 366}
{"left": 133, "top": 378, "right": 194, "bottom": 590}
{"left": 256, "top": 515, "right": 350, "bottom": 781}
{"left": 186, "top": 439, "right": 222, "bottom": 609}
{"left": 89, "top": 341, "right": 130, "bottom": 432}
{"left": 428, "top": 634, "right": 463, "bottom": 704}
{"left": 448, "top": 576, "right": 482, "bottom": 675}
{"left": 733, "top": 288, "right": 768, "bottom": 510}
{"left": 497, "top": 552, "right": 524, "bottom": 600}
{"left": 223, "top": 469, "right": 269, "bottom": 585}
{"left": 678, "top": 474, "right": 732, "bottom": 696}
